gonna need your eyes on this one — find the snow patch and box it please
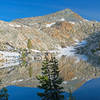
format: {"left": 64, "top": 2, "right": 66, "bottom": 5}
{"left": 78, "top": 40, "right": 87, "bottom": 46}
{"left": 11, "top": 79, "right": 24, "bottom": 83}
{"left": 69, "top": 21, "right": 75, "bottom": 25}
{"left": 0, "top": 61, "right": 21, "bottom": 69}
{"left": 43, "top": 43, "right": 88, "bottom": 62}
{"left": 0, "top": 51, "right": 21, "bottom": 68}
{"left": 72, "top": 77, "right": 77, "bottom": 80}
{"left": 80, "top": 21, "right": 83, "bottom": 23}
{"left": 9, "top": 24, "right": 14, "bottom": 27}
{"left": 15, "top": 24, "right": 21, "bottom": 27}
{"left": 59, "top": 18, "right": 65, "bottom": 21}
{"left": 9, "top": 24, "right": 21, "bottom": 27}
{"left": 75, "top": 40, "right": 87, "bottom": 47}
{"left": 46, "top": 22, "right": 56, "bottom": 28}
{"left": 57, "top": 46, "right": 75, "bottom": 58}
{"left": 0, "top": 51, "right": 20, "bottom": 59}
{"left": 31, "top": 49, "right": 41, "bottom": 53}
{"left": 63, "top": 81, "right": 68, "bottom": 84}
{"left": 47, "top": 50, "right": 58, "bottom": 54}
{"left": 74, "top": 39, "right": 80, "bottom": 43}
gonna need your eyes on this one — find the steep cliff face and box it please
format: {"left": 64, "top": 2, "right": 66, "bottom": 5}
{"left": 0, "top": 8, "right": 100, "bottom": 51}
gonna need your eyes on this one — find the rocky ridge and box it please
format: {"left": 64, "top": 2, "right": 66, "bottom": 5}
{"left": 0, "top": 9, "right": 100, "bottom": 51}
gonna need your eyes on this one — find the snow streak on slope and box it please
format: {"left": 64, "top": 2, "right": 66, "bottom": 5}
{"left": 0, "top": 61, "right": 21, "bottom": 69}
{"left": 0, "top": 51, "right": 21, "bottom": 68}
{"left": 59, "top": 18, "right": 65, "bottom": 21}
{"left": 9, "top": 24, "right": 21, "bottom": 27}
{"left": 75, "top": 40, "right": 87, "bottom": 46}
{"left": 46, "top": 22, "right": 56, "bottom": 27}
{"left": 69, "top": 21, "right": 75, "bottom": 25}
{"left": 0, "top": 39, "right": 88, "bottom": 68}
{"left": 57, "top": 46, "right": 75, "bottom": 58}
{"left": 56, "top": 40, "right": 88, "bottom": 62}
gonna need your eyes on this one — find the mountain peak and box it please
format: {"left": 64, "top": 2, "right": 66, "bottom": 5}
{"left": 13, "top": 8, "right": 83, "bottom": 25}
{"left": 59, "top": 8, "right": 73, "bottom": 13}
{"left": 53, "top": 8, "right": 83, "bottom": 22}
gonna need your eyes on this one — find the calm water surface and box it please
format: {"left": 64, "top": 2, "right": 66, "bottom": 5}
{"left": 5, "top": 78, "right": 100, "bottom": 100}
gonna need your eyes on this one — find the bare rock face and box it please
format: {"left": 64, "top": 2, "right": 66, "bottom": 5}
{"left": 0, "top": 8, "right": 100, "bottom": 51}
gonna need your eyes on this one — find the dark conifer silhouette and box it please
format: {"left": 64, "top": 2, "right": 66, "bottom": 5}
{"left": 37, "top": 55, "right": 64, "bottom": 100}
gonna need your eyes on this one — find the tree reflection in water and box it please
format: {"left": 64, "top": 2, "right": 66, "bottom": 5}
{"left": 0, "top": 87, "right": 9, "bottom": 100}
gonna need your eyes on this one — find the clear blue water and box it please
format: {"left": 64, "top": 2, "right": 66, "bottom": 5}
{"left": 7, "top": 86, "right": 43, "bottom": 100}
{"left": 73, "top": 78, "right": 100, "bottom": 100}
{"left": 6, "top": 86, "right": 69, "bottom": 100}
{"left": 4, "top": 78, "right": 100, "bottom": 100}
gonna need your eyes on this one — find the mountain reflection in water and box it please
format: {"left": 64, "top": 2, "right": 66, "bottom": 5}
{"left": 2, "top": 78, "right": 100, "bottom": 100}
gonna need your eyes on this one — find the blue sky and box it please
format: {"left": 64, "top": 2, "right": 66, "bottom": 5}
{"left": 0, "top": 0, "right": 100, "bottom": 21}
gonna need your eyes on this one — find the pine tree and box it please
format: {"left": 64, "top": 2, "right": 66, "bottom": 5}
{"left": 50, "top": 57, "right": 64, "bottom": 100}
{"left": 27, "top": 39, "right": 32, "bottom": 52}
{"left": 37, "top": 56, "right": 64, "bottom": 100}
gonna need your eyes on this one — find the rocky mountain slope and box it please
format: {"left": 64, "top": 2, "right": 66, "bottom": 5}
{"left": 0, "top": 8, "right": 100, "bottom": 51}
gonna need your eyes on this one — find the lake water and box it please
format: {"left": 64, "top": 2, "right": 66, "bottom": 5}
{"left": 2, "top": 78, "right": 100, "bottom": 100}
{"left": 7, "top": 86, "right": 42, "bottom": 100}
{"left": 73, "top": 78, "right": 100, "bottom": 100}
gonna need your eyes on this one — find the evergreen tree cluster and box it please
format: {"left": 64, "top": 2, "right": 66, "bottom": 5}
{"left": 37, "top": 56, "right": 64, "bottom": 100}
